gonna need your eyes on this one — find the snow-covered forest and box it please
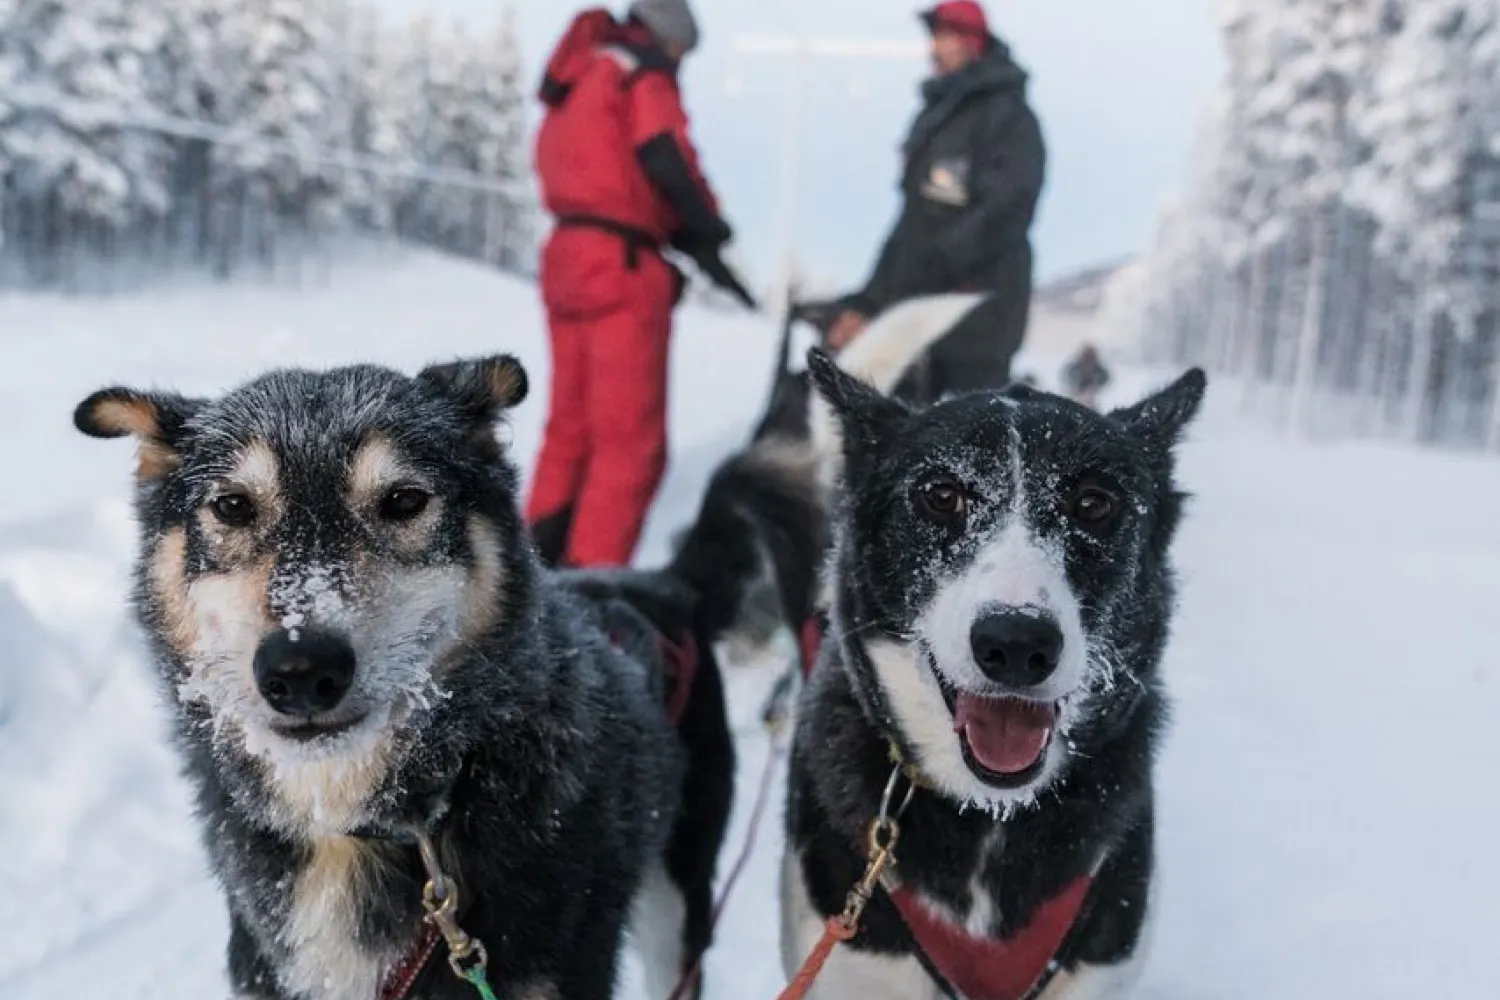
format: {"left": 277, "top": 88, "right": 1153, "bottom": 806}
{"left": 0, "top": 0, "right": 533, "bottom": 290}
{"left": 1130, "top": 0, "right": 1500, "bottom": 448}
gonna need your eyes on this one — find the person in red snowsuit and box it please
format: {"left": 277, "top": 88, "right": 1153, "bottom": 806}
{"left": 529, "top": 0, "right": 748, "bottom": 568}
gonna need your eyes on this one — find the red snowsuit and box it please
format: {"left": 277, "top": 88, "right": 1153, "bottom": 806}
{"left": 529, "top": 10, "right": 729, "bottom": 568}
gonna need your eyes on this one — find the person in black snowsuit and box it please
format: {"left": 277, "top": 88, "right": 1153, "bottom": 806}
{"left": 827, "top": 0, "right": 1046, "bottom": 403}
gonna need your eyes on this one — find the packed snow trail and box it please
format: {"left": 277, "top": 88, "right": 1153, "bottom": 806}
{"left": 1, "top": 253, "right": 1497, "bottom": 999}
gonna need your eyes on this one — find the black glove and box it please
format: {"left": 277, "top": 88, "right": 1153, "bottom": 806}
{"left": 670, "top": 228, "right": 728, "bottom": 260}
{"left": 672, "top": 232, "right": 757, "bottom": 310}
{"left": 697, "top": 253, "right": 757, "bottom": 310}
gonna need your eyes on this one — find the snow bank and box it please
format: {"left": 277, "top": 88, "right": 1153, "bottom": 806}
{"left": 1, "top": 251, "right": 1497, "bottom": 999}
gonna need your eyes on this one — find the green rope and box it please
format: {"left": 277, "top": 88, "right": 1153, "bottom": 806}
{"left": 464, "top": 966, "right": 500, "bottom": 1000}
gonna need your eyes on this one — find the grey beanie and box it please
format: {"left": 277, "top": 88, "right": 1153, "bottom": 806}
{"left": 629, "top": 0, "right": 700, "bottom": 53}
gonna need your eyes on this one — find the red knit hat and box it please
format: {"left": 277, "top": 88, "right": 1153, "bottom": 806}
{"left": 919, "top": 1, "right": 990, "bottom": 39}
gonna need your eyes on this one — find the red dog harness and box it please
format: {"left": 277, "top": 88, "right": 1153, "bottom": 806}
{"left": 797, "top": 612, "right": 1094, "bottom": 1000}
{"left": 377, "top": 926, "right": 442, "bottom": 1000}
{"left": 798, "top": 612, "right": 825, "bottom": 679}
{"left": 887, "top": 875, "right": 1093, "bottom": 1000}
{"left": 657, "top": 629, "right": 699, "bottom": 727}
{"left": 606, "top": 624, "right": 700, "bottom": 726}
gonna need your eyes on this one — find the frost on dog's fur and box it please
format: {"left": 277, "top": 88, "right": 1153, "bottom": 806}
{"left": 75, "top": 364, "right": 538, "bottom": 843}
{"left": 783, "top": 354, "right": 1206, "bottom": 997}
{"left": 75, "top": 352, "right": 809, "bottom": 1000}
{"left": 805, "top": 350, "right": 1206, "bottom": 809}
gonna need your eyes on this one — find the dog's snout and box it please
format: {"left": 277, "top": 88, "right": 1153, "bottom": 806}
{"left": 253, "top": 629, "right": 356, "bottom": 716}
{"left": 969, "top": 609, "right": 1064, "bottom": 687}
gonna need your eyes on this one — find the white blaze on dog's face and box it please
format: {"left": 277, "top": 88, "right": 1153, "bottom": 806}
{"left": 75, "top": 357, "right": 529, "bottom": 835}
{"left": 808, "top": 351, "right": 1206, "bottom": 814}
{"left": 909, "top": 476, "right": 1092, "bottom": 806}
{"left": 858, "top": 450, "right": 1095, "bottom": 814}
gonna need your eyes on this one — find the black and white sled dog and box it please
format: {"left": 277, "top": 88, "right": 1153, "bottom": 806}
{"left": 74, "top": 354, "right": 818, "bottom": 1000}
{"left": 780, "top": 349, "right": 1207, "bottom": 1000}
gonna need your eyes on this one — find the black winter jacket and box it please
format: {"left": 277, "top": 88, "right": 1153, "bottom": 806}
{"left": 853, "top": 40, "right": 1046, "bottom": 317}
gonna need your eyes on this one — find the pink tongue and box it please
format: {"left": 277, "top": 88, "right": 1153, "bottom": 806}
{"left": 953, "top": 695, "right": 1056, "bottom": 775}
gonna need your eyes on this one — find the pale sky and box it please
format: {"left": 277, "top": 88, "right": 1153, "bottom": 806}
{"left": 378, "top": 0, "right": 1223, "bottom": 286}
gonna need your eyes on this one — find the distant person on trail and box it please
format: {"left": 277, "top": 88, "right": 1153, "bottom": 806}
{"left": 827, "top": 0, "right": 1046, "bottom": 402}
{"left": 529, "top": 0, "right": 752, "bottom": 568}
{"left": 1063, "top": 343, "right": 1111, "bottom": 409}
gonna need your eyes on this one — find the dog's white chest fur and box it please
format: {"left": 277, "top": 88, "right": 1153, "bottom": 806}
{"left": 278, "top": 838, "right": 389, "bottom": 1000}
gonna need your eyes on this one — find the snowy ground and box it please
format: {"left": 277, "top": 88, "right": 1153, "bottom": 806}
{"left": 1, "top": 251, "right": 1497, "bottom": 999}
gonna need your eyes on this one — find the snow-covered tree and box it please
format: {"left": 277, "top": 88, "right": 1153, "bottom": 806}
{"left": 210, "top": 0, "right": 346, "bottom": 222}
{"left": 1349, "top": 0, "right": 1500, "bottom": 438}
{"left": 0, "top": 0, "right": 23, "bottom": 207}
{"left": 0, "top": 0, "right": 539, "bottom": 285}
{"left": 1271, "top": 0, "right": 1379, "bottom": 427}
{"left": 471, "top": 7, "right": 533, "bottom": 269}
{"left": 327, "top": 0, "right": 385, "bottom": 226}
{"left": 1134, "top": 0, "right": 1500, "bottom": 449}
{"left": 412, "top": 11, "right": 530, "bottom": 263}
{"left": 368, "top": 16, "right": 437, "bottom": 235}
{"left": 0, "top": 0, "right": 175, "bottom": 227}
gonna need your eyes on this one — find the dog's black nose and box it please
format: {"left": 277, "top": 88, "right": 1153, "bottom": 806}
{"left": 253, "top": 629, "right": 356, "bottom": 716}
{"left": 969, "top": 610, "right": 1064, "bottom": 687}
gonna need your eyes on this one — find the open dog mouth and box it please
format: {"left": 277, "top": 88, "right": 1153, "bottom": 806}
{"left": 268, "top": 715, "right": 367, "bottom": 743}
{"left": 936, "top": 674, "right": 1057, "bottom": 788}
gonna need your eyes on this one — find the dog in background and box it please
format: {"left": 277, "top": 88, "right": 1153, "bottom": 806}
{"left": 1062, "top": 344, "right": 1111, "bottom": 410}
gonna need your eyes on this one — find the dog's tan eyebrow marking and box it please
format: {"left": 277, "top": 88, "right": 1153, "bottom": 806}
{"left": 349, "top": 435, "right": 418, "bottom": 506}
{"left": 198, "top": 442, "right": 281, "bottom": 558}
{"left": 226, "top": 440, "right": 280, "bottom": 495}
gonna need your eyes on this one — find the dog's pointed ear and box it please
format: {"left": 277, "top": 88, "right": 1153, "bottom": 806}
{"left": 419, "top": 355, "right": 529, "bottom": 422}
{"left": 74, "top": 387, "right": 205, "bottom": 479}
{"left": 806, "top": 347, "right": 908, "bottom": 452}
{"left": 1111, "top": 368, "right": 1207, "bottom": 447}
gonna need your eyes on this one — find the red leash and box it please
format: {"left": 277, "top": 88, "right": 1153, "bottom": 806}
{"left": 664, "top": 728, "right": 789, "bottom": 1000}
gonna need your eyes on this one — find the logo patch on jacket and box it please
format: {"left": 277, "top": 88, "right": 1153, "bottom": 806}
{"left": 921, "top": 157, "right": 971, "bottom": 207}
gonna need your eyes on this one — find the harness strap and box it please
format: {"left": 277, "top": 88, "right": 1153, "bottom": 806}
{"left": 886, "top": 875, "right": 1094, "bottom": 1000}
{"left": 658, "top": 629, "right": 698, "bottom": 727}
{"left": 798, "top": 612, "right": 826, "bottom": 681}
{"left": 377, "top": 924, "right": 443, "bottom": 1000}
{"left": 606, "top": 624, "right": 699, "bottom": 727}
{"left": 555, "top": 214, "right": 662, "bottom": 270}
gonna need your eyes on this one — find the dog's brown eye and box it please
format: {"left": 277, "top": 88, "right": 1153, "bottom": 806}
{"left": 209, "top": 493, "right": 256, "bottom": 527}
{"left": 1071, "top": 486, "right": 1117, "bottom": 527}
{"left": 380, "top": 487, "right": 431, "bottom": 522}
{"left": 917, "top": 478, "right": 967, "bottom": 523}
